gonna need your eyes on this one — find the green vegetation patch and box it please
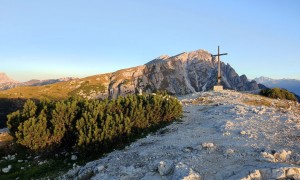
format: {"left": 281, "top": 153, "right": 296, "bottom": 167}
{"left": 0, "top": 153, "right": 72, "bottom": 179}
{"left": 2, "top": 94, "right": 182, "bottom": 178}
{"left": 260, "top": 88, "right": 297, "bottom": 101}
{"left": 0, "top": 98, "right": 27, "bottom": 128}
{"left": 7, "top": 94, "right": 182, "bottom": 152}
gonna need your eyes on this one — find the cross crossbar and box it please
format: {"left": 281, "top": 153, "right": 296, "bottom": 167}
{"left": 212, "top": 53, "right": 228, "bottom": 56}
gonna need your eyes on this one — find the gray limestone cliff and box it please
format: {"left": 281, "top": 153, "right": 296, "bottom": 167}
{"left": 99, "top": 49, "right": 258, "bottom": 99}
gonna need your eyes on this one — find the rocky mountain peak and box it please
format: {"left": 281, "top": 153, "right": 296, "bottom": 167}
{"left": 254, "top": 76, "right": 275, "bottom": 84}
{"left": 113, "top": 48, "right": 258, "bottom": 98}
{"left": 146, "top": 49, "right": 213, "bottom": 65}
{"left": 0, "top": 72, "right": 16, "bottom": 84}
{"left": 157, "top": 55, "right": 170, "bottom": 60}
{"left": 145, "top": 55, "right": 170, "bottom": 65}
{"left": 172, "top": 49, "right": 212, "bottom": 62}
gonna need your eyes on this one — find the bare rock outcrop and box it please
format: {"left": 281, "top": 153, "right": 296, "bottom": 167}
{"left": 104, "top": 49, "right": 258, "bottom": 99}
{"left": 241, "top": 167, "right": 300, "bottom": 180}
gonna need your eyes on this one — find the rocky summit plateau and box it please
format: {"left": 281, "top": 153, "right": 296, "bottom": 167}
{"left": 61, "top": 90, "right": 300, "bottom": 180}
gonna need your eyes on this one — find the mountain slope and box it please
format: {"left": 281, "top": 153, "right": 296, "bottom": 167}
{"left": 254, "top": 76, "right": 300, "bottom": 96}
{"left": 62, "top": 90, "right": 300, "bottom": 179}
{"left": 0, "top": 73, "right": 16, "bottom": 84}
{"left": 0, "top": 49, "right": 258, "bottom": 100}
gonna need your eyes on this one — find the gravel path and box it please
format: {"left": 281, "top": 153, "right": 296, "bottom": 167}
{"left": 61, "top": 90, "right": 300, "bottom": 180}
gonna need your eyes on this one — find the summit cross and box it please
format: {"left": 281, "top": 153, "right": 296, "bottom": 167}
{"left": 212, "top": 46, "right": 228, "bottom": 85}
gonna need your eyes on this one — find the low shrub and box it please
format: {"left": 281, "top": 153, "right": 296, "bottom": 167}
{"left": 260, "top": 88, "right": 297, "bottom": 101}
{"left": 7, "top": 94, "right": 182, "bottom": 152}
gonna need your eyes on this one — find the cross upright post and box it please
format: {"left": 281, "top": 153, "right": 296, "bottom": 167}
{"left": 212, "top": 46, "right": 228, "bottom": 90}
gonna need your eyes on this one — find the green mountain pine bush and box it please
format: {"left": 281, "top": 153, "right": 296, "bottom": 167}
{"left": 260, "top": 88, "right": 297, "bottom": 101}
{"left": 7, "top": 94, "right": 182, "bottom": 152}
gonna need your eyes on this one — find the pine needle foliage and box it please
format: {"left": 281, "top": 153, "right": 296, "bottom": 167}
{"left": 7, "top": 94, "right": 182, "bottom": 152}
{"left": 260, "top": 88, "right": 297, "bottom": 101}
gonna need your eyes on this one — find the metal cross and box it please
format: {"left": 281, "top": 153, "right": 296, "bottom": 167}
{"left": 212, "top": 46, "right": 228, "bottom": 85}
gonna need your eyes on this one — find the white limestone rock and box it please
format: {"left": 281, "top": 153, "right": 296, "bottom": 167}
{"left": 225, "top": 148, "right": 235, "bottom": 155}
{"left": 259, "top": 168, "right": 287, "bottom": 179}
{"left": 293, "top": 174, "right": 300, "bottom": 180}
{"left": 241, "top": 167, "right": 300, "bottom": 180}
{"left": 259, "top": 168, "right": 272, "bottom": 179}
{"left": 93, "top": 165, "right": 105, "bottom": 174}
{"left": 91, "top": 173, "right": 116, "bottom": 180}
{"left": 201, "top": 142, "right": 214, "bottom": 149}
{"left": 240, "top": 130, "right": 247, "bottom": 135}
{"left": 249, "top": 169, "right": 261, "bottom": 180}
{"left": 274, "top": 150, "right": 291, "bottom": 162}
{"left": 158, "top": 160, "right": 174, "bottom": 176}
{"left": 172, "top": 162, "right": 201, "bottom": 180}
{"left": 141, "top": 172, "right": 161, "bottom": 180}
{"left": 286, "top": 168, "right": 300, "bottom": 179}
{"left": 182, "top": 170, "right": 201, "bottom": 180}
{"left": 270, "top": 168, "right": 286, "bottom": 179}
{"left": 260, "top": 152, "right": 275, "bottom": 162}
{"left": 71, "top": 155, "right": 78, "bottom": 161}
{"left": 241, "top": 169, "right": 263, "bottom": 180}
{"left": 77, "top": 167, "right": 94, "bottom": 180}
{"left": 2, "top": 165, "right": 12, "bottom": 173}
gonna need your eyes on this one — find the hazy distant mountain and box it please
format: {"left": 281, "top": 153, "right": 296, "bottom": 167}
{"left": 0, "top": 72, "right": 17, "bottom": 84}
{"left": 254, "top": 76, "right": 300, "bottom": 96}
{"left": 0, "top": 73, "right": 78, "bottom": 91}
{"left": 0, "top": 49, "right": 258, "bottom": 100}
{"left": 23, "top": 77, "right": 77, "bottom": 86}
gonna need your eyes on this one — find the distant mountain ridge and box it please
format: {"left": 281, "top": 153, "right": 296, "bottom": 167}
{"left": 0, "top": 49, "right": 258, "bottom": 100}
{"left": 0, "top": 73, "right": 78, "bottom": 91}
{"left": 254, "top": 76, "right": 300, "bottom": 96}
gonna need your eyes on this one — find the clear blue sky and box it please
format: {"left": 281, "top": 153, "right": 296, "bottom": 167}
{"left": 1, "top": 0, "right": 299, "bottom": 82}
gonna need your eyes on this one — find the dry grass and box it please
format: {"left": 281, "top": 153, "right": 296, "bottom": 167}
{"left": 273, "top": 102, "right": 290, "bottom": 109}
{"left": 243, "top": 96, "right": 296, "bottom": 110}
{"left": 0, "top": 77, "right": 109, "bottom": 100}
{"left": 0, "top": 67, "right": 140, "bottom": 100}
{"left": 191, "top": 97, "right": 214, "bottom": 105}
{"left": 243, "top": 98, "right": 272, "bottom": 107}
